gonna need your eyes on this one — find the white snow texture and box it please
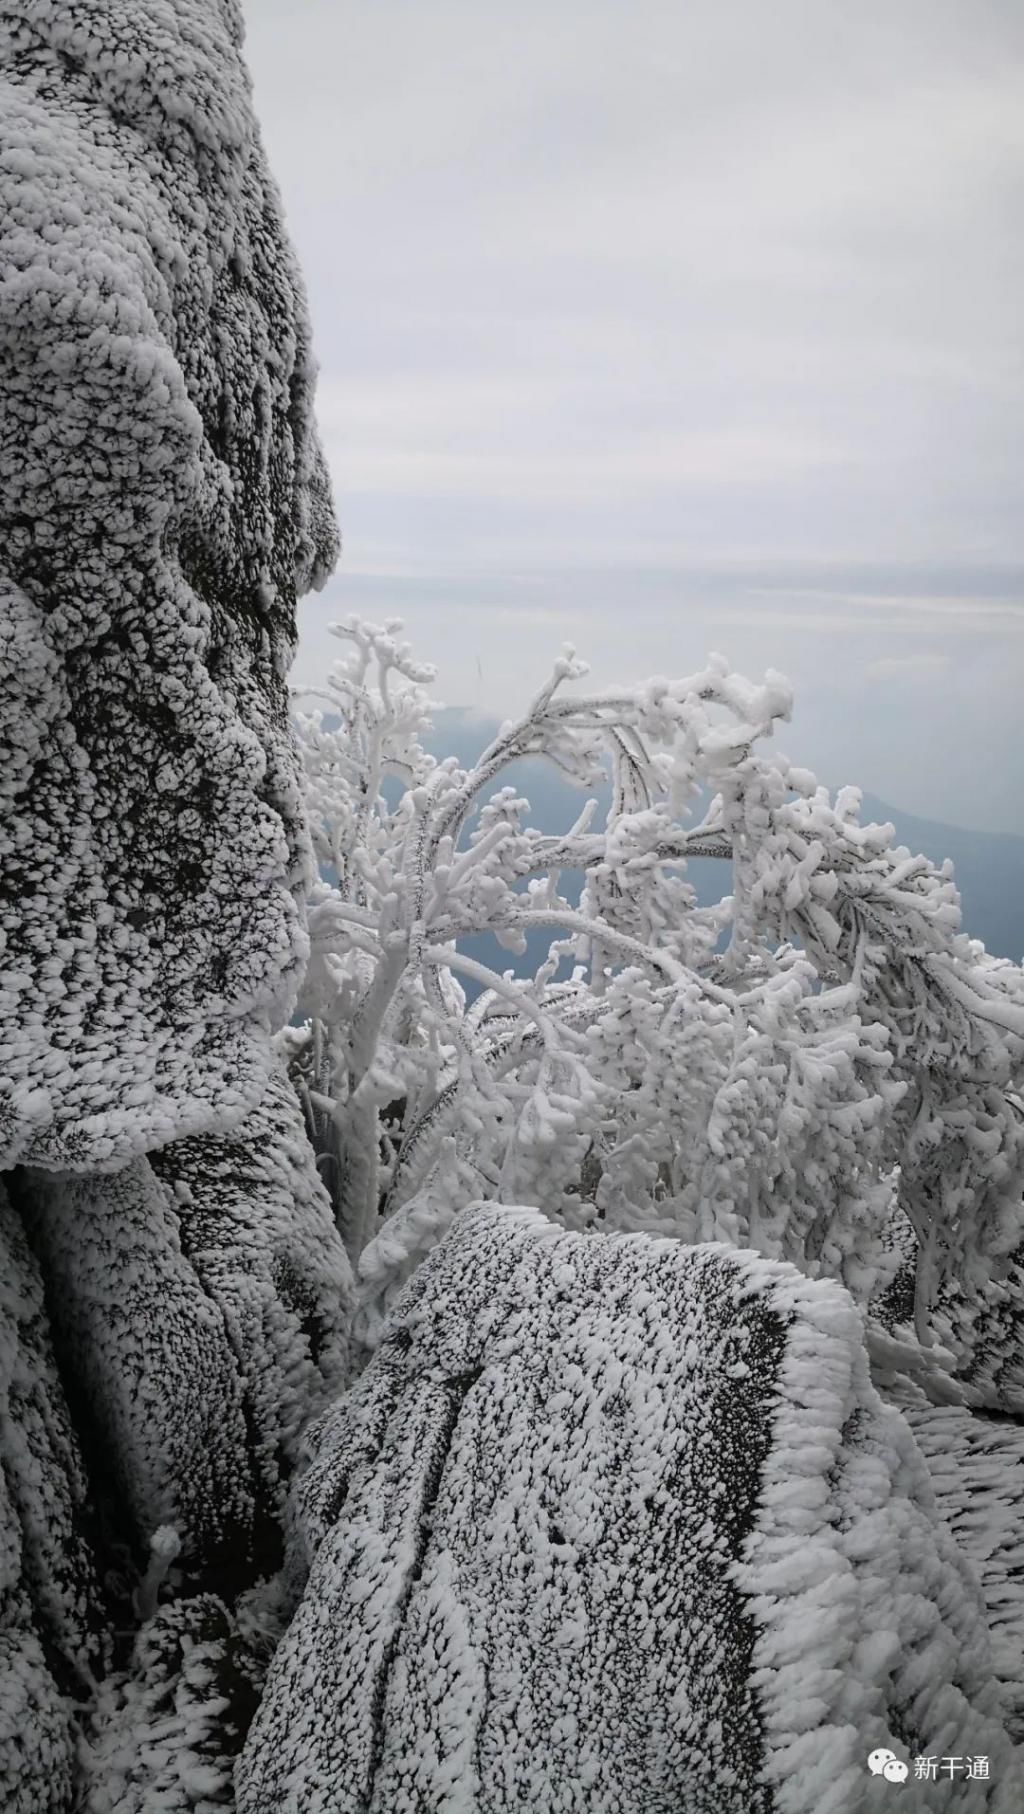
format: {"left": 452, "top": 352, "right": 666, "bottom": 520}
{"left": 28, "top": 1064, "right": 353, "bottom": 1589}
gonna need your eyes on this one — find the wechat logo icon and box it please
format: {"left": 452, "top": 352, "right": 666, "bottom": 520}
{"left": 868, "top": 1748, "right": 909, "bottom": 1784}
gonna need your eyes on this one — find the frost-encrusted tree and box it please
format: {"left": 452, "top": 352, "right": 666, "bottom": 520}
{"left": 292, "top": 617, "right": 1024, "bottom": 1393}
{"left": 0, "top": 5, "right": 350, "bottom": 1808}
{"left": 243, "top": 623, "right": 1024, "bottom": 1808}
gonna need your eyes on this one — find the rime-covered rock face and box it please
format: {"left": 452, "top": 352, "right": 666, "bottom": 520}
{"left": 239, "top": 1206, "right": 1022, "bottom": 1814}
{"left": 23, "top": 1067, "right": 353, "bottom": 1598}
{"left": 0, "top": 3, "right": 355, "bottom": 1804}
{"left": 0, "top": 0, "right": 338, "bottom": 1170}
{"left": 0, "top": 1183, "right": 108, "bottom": 1814}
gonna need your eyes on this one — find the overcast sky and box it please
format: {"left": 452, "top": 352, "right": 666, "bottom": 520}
{"left": 243, "top": 0, "right": 1023, "bottom": 833}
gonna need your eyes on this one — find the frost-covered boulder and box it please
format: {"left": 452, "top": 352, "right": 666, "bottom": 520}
{"left": 239, "top": 1205, "right": 1021, "bottom": 1814}
{"left": 0, "top": 1183, "right": 107, "bottom": 1814}
{"left": 22, "top": 1067, "right": 353, "bottom": 1597}
{"left": 0, "top": 0, "right": 337, "bottom": 1171}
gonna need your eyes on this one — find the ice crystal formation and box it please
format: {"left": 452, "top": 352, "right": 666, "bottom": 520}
{"left": 899, "top": 1404, "right": 1024, "bottom": 1743}
{"left": 0, "top": 1181, "right": 108, "bottom": 1809}
{"left": 240, "top": 1205, "right": 1022, "bottom": 1813}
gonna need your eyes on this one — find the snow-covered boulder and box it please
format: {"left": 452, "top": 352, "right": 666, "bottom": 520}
{"left": 24, "top": 1066, "right": 353, "bottom": 1595}
{"left": 239, "top": 1205, "right": 1022, "bottom": 1813}
{"left": 0, "top": 0, "right": 337, "bottom": 1172}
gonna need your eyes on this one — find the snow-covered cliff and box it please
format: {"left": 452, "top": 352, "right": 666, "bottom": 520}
{"left": 26, "top": 1066, "right": 352, "bottom": 1595}
{"left": 0, "top": 0, "right": 337, "bottom": 1172}
{"left": 0, "top": 7, "right": 351, "bottom": 1808}
{"left": 0, "top": 1182, "right": 108, "bottom": 1813}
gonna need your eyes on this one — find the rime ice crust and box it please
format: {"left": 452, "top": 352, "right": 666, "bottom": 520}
{"left": 0, "top": 0, "right": 338, "bottom": 1170}
{"left": 0, "top": 2, "right": 354, "bottom": 1801}
{"left": 238, "top": 1206, "right": 1020, "bottom": 1814}
{"left": 899, "top": 1405, "right": 1024, "bottom": 1745}
{"left": 26, "top": 1066, "right": 353, "bottom": 1595}
{"left": 0, "top": 1182, "right": 107, "bottom": 1814}
{"left": 81, "top": 1592, "right": 268, "bottom": 1814}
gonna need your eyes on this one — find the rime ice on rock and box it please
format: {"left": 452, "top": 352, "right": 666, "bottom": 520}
{"left": 27, "top": 1067, "right": 352, "bottom": 1596}
{"left": 238, "top": 1206, "right": 1022, "bottom": 1814}
{"left": 0, "top": 2, "right": 351, "bottom": 1804}
{"left": 0, "top": 0, "right": 338, "bottom": 1171}
{"left": 0, "top": 1184, "right": 107, "bottom": 1814}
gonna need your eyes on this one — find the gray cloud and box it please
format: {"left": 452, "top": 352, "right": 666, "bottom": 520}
{"left": 244, "top": 0, "right": 1024, "bottom": 833}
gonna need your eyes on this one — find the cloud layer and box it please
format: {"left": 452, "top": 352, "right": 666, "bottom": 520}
{"left": 244, "top": 0, "right": 1024, "bottom": 831}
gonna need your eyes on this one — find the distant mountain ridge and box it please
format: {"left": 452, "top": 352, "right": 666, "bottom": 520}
{"left": 422, "top": 709, "right": 1023, "bottom": 963}
{"left": 852, "top": 794, "right": 1023, "bottom": 964}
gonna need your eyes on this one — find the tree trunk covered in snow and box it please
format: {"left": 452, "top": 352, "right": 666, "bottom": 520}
{"left": 0, "top": 3, "right": 351, "bottom": 1807}
{"left": 240, "top": 1206, "right": 1022, "bottom": 1814}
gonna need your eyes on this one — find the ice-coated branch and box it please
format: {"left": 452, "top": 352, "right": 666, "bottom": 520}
{"left": 293, "top": 617, "right": 1024, "bottom": 1369}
